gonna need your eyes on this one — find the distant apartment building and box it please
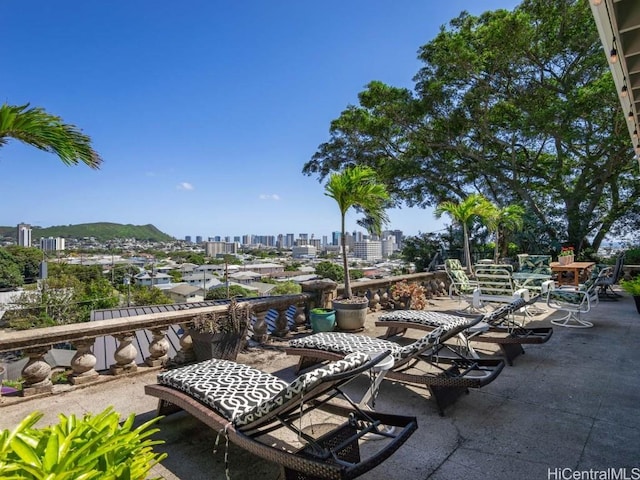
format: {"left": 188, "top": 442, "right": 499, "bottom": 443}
{"left": 285, "top": 233, "right": 294, "bottom": 248}
{"left": 195, "top": 235, "right": 203, "bottom": 244}
{"left": 354, "top": 240, "right": 382, "bottom": 261}
{"left": 292, "top": 245, "right": 317, "bottom": 259}
{"left": 204, "top": 241, "right": 238, "bottom": 257}
{"left": 17, "top": 223, "right": 32, "bottom": 247}
{"left": 40, "top": 237, "right": 66, "bottom": 252}
{"left": 185, "top": 235, "right": 192, "bottom": 243}
{"left": 332, "top": 231, "right": 341, "bottom": 246}
{"left": 309, "top": 238, "right": 321, "bottom": 250}
{"left": 381, "top": 236, "right": 396, "bottom": 258}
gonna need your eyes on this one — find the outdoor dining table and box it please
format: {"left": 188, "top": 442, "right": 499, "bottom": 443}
{"left": 550, "top": 261, "right": 596, "bottom": 287}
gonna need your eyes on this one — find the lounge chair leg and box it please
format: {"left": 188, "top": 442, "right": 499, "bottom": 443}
{"left": 499, "top": 344, "right": 525, "bottom": 366}
{"left": 428, "top": 385, "right": 469, "bottom": 416}
{"left": 382, "top": 326, "right": 407, "bottom": 338}
{"left": 156, "top": 399, "right": 182, "bottom": 417}
{"left": 296, "top": 355, "right": 322, "bottom": 373}
{"left": 550, "top": 312, "right": 593, "bottom": 328}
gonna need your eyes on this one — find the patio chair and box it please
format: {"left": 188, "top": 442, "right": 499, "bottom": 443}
{"left": 285, "top": 315, "right": 505, "bottom": 416}
{"left": 444, "top": 259, "right": 478, "bottom": 312}
{"left": 375, "top": 295, "right": 552, "bottom": 366}
{"left": 545, "top": 266, "right": 612, "bottom": 328}
{"left": 145, "top": 351, "right": 417, "bottom": 480}
{"left": 472, "top": 264, "right": 532, "bottom": 311}
{"left": 514, "top": 254, "right": 553, "bottom": 293}
{"left": 596, "top": 251, "right": 626, "bottom": 299}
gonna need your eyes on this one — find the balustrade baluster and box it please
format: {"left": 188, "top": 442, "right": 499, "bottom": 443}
{"left": 173, "top": 322, "right": 195, "bottom": 364}
{"left": 252, "top": 310, "right": 268, "bottom": 343}
{"left": 21, "top": 347, "right": 52, "bottom": 396}
{"left": 146, "top": 328, "right": 170, "bottom": 367}
{"left": 69, "top": 339, "right": 99, "bottom": 385}
{"left": 110, "top": 333, "right": 138, "bottom": 374}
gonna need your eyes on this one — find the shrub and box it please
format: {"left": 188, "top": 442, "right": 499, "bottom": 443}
{"left": 0, "top": 406, "right": 167, "bottom": 479}
{"left": 390, "top": 281, "right": 428, "bottom": 310}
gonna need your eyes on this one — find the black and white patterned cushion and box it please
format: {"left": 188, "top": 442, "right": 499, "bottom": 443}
{"left": 483, "top": 297, "right": 528, "bottom": 324}
{"left": 378, "top": 310, "right": 475, "bottom": 330}
{"left": 157, "top": 352, "right": 370, "bottom": 427}
{"left": 288, "top": 329, "right": 445, "bottom": 363}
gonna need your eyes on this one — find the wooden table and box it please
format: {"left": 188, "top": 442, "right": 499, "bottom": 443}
{"left": 550, "top": 261, "right": 595, "bottom": 286}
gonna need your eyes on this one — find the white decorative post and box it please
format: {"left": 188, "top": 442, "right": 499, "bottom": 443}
{"left": 69, "top": 339, "right": 99, "bottom": 385}
{"left": 110, "top": 333, "right": 138, "bottom": 374}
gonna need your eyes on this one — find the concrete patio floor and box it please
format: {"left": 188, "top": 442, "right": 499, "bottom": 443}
{"left": 1, "top": 292, "right": 639, "bottom": 480}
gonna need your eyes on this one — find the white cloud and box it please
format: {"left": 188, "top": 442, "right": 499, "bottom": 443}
{"left": 259, "top": 194, "right": 280, "bottom": 201}
{"left": 177, "top": 182, "right": 194, "bottom": 191}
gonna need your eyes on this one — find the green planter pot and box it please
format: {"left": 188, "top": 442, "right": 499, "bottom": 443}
{"left": 309, "top": 308, "right": 336, "bottom": 333}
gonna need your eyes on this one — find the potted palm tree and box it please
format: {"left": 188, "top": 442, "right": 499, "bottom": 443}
{"left": 324, "top": 165, "right": 390, "bottom": 331}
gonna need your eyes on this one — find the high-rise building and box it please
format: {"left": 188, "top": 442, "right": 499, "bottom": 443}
{"left": 195, "top": 236, "right": 203, "bottom": 244}
{"left": 185, "top": 235, "right": 192, "bottom": 243}
{"left": 354, "top": 240, "right": 382, "bottom": 261}
{"left": 40, "top": 237, "right": 65, "bottom": 251}
{"left": 17, "top": 223, "right": 31, "bottom": 247}
{"left": 332, "top": 231, "right": 341, "bottom": 246}
{"left": 286, "top": 233, "right": 295, "bottom": 248}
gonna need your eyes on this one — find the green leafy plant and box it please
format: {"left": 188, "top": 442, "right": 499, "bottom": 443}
{"left": 191, "top": 298, "right": 250, "bottom": 334}
{"left": 0, "top": 406, "right": 167, "bottom": 479}
{"left": 620, "top": 276, "right": 640, "bottom": 296}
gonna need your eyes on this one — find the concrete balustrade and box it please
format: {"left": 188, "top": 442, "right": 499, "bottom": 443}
{"left": 0, "top": 274, "right": 448, "bottom": 398}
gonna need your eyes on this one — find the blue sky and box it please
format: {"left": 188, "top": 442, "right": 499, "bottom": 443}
{"left": 1, "top": 1, "right": 520, "bottom": 241}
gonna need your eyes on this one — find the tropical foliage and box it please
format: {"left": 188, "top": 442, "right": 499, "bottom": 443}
{"left": 303, "top": 0, "right": 639, "bottom": 256}
{"left": 0, "top": 103, "right": 102, "bottom": 169}
{"left": 435, "top": 194, "right": 493, "bottom": 271}
{"left": 315, "top": 261, "right": 345, "bottom": 282}
{"left": 324, "top": 165, "right": 390, "bottom": 298}
{"left": 0, "top": 407, "right": 166, "bottom": 479}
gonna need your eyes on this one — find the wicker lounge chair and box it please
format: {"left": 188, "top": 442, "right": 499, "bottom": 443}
{"left": 285, "top": 316, "right": 505, "bottom": 416}
{"left": 145, "top": 352, "right": 417, "bottom": 480}
{"left": 375, "top": 296, "right": 552, "bottom": 366}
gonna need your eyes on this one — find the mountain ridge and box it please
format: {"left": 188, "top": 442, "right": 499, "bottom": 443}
{"left": 0, "top": 222, "right": 175, "bottom": 242}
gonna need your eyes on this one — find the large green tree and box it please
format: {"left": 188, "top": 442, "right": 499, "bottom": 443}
{"left": 303, "top": 0, "right": 639, "bottom": 256}
{"left": 0, "top": 103, "right": 102, "bottom": 168}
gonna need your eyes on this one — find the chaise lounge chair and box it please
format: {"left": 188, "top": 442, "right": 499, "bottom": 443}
{"left": 375, "top": 296, "right": 552, "bottom": 366}
{"left": 285, "top": 315, "right": 505, "bottom": 416}
{"left": 145, "top": 351, "right": 417, "bottom": 480}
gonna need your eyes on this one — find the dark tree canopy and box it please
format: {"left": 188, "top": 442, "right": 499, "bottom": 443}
{"left": 303, "top": 0, "right": 640, "bottom": 255}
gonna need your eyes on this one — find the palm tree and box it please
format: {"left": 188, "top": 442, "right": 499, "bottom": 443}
{"left": 435, "top": 193, "right": 492, "bottom": 272}
{"left": 325, "top": 165, "right": 390, "bottom": 299}
{"left": 484, "top": 204, "right": 525, "bottom": 263}
{"left": 0, "top": 103, "right": 102, "bottom": 169}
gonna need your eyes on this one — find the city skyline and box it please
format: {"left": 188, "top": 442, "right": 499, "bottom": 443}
{"left": 1, "top": 1, "right": 520, "bottom": 239}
